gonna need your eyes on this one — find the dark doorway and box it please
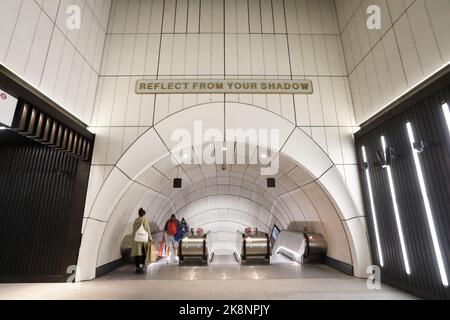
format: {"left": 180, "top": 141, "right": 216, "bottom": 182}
{"left": 0, "top": 130, "right": 90, "bottom": 282}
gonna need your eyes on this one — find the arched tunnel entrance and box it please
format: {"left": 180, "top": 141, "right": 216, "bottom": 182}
{"left": 77, "top": 103, "right": 371, "bottom": 283}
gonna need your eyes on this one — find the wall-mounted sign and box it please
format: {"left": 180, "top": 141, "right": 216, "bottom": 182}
{"left": 136, "top": 79, "right": 313, "bottom": 95}
{"left": 0, "top": 89, "right": 18, "bottom": 127}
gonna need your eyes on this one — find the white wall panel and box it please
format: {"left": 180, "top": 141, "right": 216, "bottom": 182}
{"left": 76, "top": 63, "right": 93, "bottom": 117}
{"left": 250, "top": 35, "right": 265, "bottom": 75}
{"left": 0, "top": 0, "right": 23, "bottom": 62}
{"left": 248, "top": 0, "right": 262, "bottom": 33}
{"left": 325, "top": 35, "right": 345, "bottom": 76}
{"left": 1, "top": 0, "right": 109, "bottom": 123}
{"left": 341, "top": 0, "right": 450, "bottom": 124}
{"left": 288, "top": 35, "right": 304, "bottom": 75}
{"left": 319, "top": 77, "right": 337, "bottom": 125}
{"left": 212, "top": 35, "right": 225, "bottom": 75}
{"left": 311, "top": 127, "right": 328, "bottom": 154}
{"left": 272, "top": 0, "right": 286, "bottom": 34}
{"left": 109, "top": 0, "right": 128, "bottom": 33}
{"left": 225, "top": 0, "right": 237, "bottom": 34}
{"left": 407, "top": 0, "right": 443, "bottom": 76}
{"left": 162, "top": 0, "right": 176, "bottom": 33}
{"left": 260, "top": 0, "right": 274, "bottom": 34}
{"left": 236, "top": 0, "right": 250, "bottom": 33}
{"left": 187, "top": 0, "right": 200, "bottom": 32}
{"left": 42, "top": 0, "right": 61, "bottom": 21}
{"left": 175, "top": 0, "right": 188, "bottom": 33}
{"left": 325, "top": 127, "right": 343, "bottom": 164}
{"left": 23, "top": 13, "right": 54, "bottom": 87}
{"left": 64, "top": 51, "right": 84, "bottom": 111}
{"left": 294, "top": 95, "right": 310, "bottom": 126}
{"left": 332, "top": 77, "right": 354, "bottom": 126}
{"left": 339, "top": 126, "right": 357, "bottom": 164}
{"left": 198, "top": 34, "right": 212, "bottom": 75}
{"left": 300, "top": 35, "right": 316, "bottom": 75}
{"left": 307, "top": 78, "right": 324, "bottom": 126}
{"left": 91, "top": 127, "right": 110, "bottom": 165}
{"left": 426, "top": 0, "right": 450, "bottom": 63}
{"left": 107, "top": 127, "right": 125, "bottom": 164}
{"left": 237, "top": 35, "right": 251, "bottom": 75}
{"left": 5, "top": 0, "right": 41, "bottom": 75}
{"left": 77, "top": 5, "right": 93, "bottom": 56}
{"left": 53, "top": 40, "right": 76, "bottom": 105}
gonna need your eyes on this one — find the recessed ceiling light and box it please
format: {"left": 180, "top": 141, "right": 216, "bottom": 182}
{"left": 222, "top": 147, "right": 228, "bottom": 151}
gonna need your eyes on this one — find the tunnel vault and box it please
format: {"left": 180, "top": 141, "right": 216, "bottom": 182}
{"left": 77, "top": 102, "right": 371, "bottom": 281}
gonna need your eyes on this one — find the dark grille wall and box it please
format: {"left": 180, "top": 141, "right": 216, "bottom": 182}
{"left": 0, "top": 132, "right": 90, "bottom": 282}
{"left": 356, "top": 85, "right": 450, "bottom": 299}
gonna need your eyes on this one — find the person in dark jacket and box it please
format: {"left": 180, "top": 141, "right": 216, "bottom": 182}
{"left": 180, "top": 217, "right": 189, "bottom": 234}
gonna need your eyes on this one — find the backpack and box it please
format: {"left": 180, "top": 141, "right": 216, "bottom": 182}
{"left": 174, "top": 228, "right": 184, "bottom": 242}
{"left": 167, "top": 220, "right": 177, "bottom": 236}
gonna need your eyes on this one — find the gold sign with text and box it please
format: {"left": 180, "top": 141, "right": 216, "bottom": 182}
{"left": 136, "top": 80, "right": 313, "bottom": 94}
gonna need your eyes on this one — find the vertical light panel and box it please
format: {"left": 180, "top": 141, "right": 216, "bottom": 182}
{"left": 361, "top": 146, "right": 384, "bottom": 267}
{"left": 443, "top": 103, "right": 450, "bottom": 135}
{"left": 381, "top": 136, "right": 411, "bottom": 275}
{"left": 406, "top": 122, "right": 448, "bottom": 287}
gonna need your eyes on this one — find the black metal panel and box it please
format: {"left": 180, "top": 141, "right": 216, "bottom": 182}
{"left": 0, "top": 131, "right": 90, "bottom": 282}
{"left": 0, "top": 65, "right": 94, "bottom": 142}
{"left": 356, "top": 85, "right": 450, "bottom": 299}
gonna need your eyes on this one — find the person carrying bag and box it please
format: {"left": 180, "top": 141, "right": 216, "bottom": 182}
{"left": 132, "top": 208, "right": 153, "bottom": 274}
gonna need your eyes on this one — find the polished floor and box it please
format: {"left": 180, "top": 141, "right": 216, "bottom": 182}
{"left": 0, "top": 255, "right": 416, "bottom": 300}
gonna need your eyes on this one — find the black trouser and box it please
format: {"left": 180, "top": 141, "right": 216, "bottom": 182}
{"left": 134, "top": 244, "right": 146, "bottom": 268}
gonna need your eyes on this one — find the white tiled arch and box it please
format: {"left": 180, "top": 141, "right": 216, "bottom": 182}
{"left": 77, "top": 103, "right": 370, "bottom": 281}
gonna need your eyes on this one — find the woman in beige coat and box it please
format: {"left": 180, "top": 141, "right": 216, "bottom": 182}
{"left": 132, "top": 208, "right": 153, "bottom": 273}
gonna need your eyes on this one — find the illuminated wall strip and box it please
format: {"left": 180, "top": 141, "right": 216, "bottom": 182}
{"left": 361, "top": 146, "right": 384, "bottom": 267}
{"left": 406, "top": 122, "right": 448, "bottom": 287}
{"left": 443, "top": 103, "right": 450, "bottom": 135}
{"left": 381, "top": 136, "right": 411, "bottom": 275}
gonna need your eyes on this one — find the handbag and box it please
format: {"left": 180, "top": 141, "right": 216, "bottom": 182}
{"left": 150, "top": 244, "right": 157, "bottom": 262}
{"left": 134, "top": 219, "right": 149, "bottom": 243}
{"left": 145, "top": 243, "right": 157, "bottom": 265}
{"left": 157, "top": 240, "right": 165, "bottom": 257}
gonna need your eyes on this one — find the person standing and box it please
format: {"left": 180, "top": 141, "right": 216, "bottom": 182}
{"left": 132, "top": 208, "right": 152, "bottom": 273}
{"left": 180, "top": 217, "right": 189, "bottom": 234}
{"left": 164, "top": 214, "right": 180, "bottom": 263}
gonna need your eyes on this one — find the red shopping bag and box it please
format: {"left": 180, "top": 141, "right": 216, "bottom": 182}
{"left": 157, "top": 240, "right": 165, "bottom": 257}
